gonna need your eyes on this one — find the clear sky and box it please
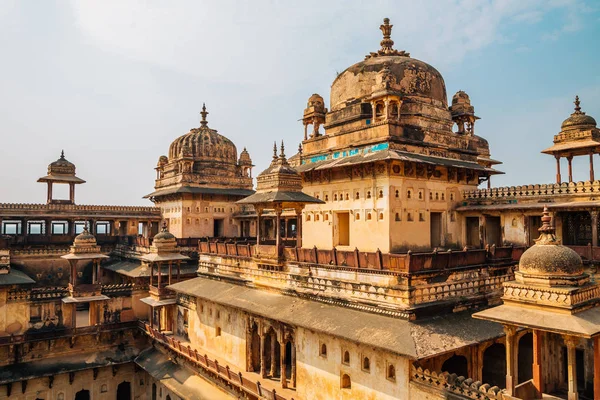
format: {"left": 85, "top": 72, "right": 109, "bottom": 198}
{"left": 1, "top": 1, "right": 599, "bottom": 205}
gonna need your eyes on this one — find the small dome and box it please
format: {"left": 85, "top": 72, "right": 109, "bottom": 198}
{"left": 157, "top": 155, "right": 168, "bottom": 166}
{"left": 74, "top": 224, "right": 96, "bottom": 244}
{"left": 154, "top": 222, "right": 176, "bottom": 241}
{"left": 518, "top": 207, "right": 583, "bottom": 279}
{"left": 451, "top": 91, "right": 471, "bottom": 105}
{"left": 307, "top": 94, "right": 325, "bottom": 110}
{"left": 168, "top": 104, "right": 238, "bottom": 164}
{"left": 48, "top": 150, "right": 76, "bottom": 175}
{"left": 238, "top": 147, "right": 252, "bottom": 166}
{"left": 561, "top": 96, "right": 597, "bottom": 130}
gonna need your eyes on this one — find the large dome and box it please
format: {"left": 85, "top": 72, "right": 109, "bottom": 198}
{"left": 168, "top": 104, "right": 238, "bottom": 164}
{"left": 330, "top": 55, "right": 448, "bottom": 112}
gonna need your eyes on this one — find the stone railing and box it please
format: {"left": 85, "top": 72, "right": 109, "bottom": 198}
{"left": 413, "top": 273, "right": 514, "bottom": 305}
{"left": 0, "top": 202, "right": 160, "bottom": 214}
{"left": 463, "top": 180, "right": 600, "bottom": 200}
{"left": 199, "top": 241, "right": 523, "bottom": 273}
{"left": 101, "top": 283, "right": 135, "bottom": 295}
{"left": 411, "top": 365, "right": 504, "bottom": 400}
{"left": 143, "top": 323, "right": 292, "bottom": 400}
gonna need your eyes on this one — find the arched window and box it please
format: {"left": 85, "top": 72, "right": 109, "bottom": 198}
{"left": 429, "top": 192, "right": 433, "bottom": 200}
{"left": 343, "top": 351, "right": 350, "bottom": 364}
{"left": 334, "top": 194, "right": 338, "bottom": 201}
{"left": 390, "top": 102, "right": 399, "bottom": 120}
{"left": 387, "top": 364, "right": 396, "bottom": 380}
{"left": 355, "top": 192, "right": 360, "bottom": 200}
{"left": 345, "top": 193, "right": 349, "bottom": 200}
{"left": 325, "top": 195, "right": 329, "bottom": 201}
{"left": 378, "top": 213, "right": 384, "bottom": 220}
{"left": 441, "top": 355, "right": 468, "bottom": 378}
{"left": 395, "top": 190, "right": 399, "bottom": 198}
{"left": 315, "top": 214, "right": 320, "bottom": 221}
{"left": 306, "top": 215, "right": 311, "bottom": 221}
{"left": 441, "top": 193, "right": 445, "bottom": 200}
{"left": 379, "top": 190, "right": 383, "bottom": 198}
{"left": 419, "top": 191, "right": 423, "bottom": 200}
{"left": 362, "top": 356, "right": 370, "bottom": 372}
{"left": 152, "top": 384, "right": 157, "bottom": 400}
{"left": 407, "top": 190, "right": 411, "bottom": 199}
{"left": 367, "top": 191, "right": 371, "bottom": 199}
{"left": 356, "top": 213, "right": 360, "bottom": 221}
{"left": 395, "top": 213, "right": 400, "bottom": 221}
{"left": 324, "top": 214, "right": 329, "bottom": 221}
{"left": 435, "top": 193, "right": 439, "bottom": 200}
{"left": 320, "top": 343, "right": 327, "bottom": 357}
{"left": 341, "top": 374, "right": 351, "bottom": 389}
{"left": 375, "top": 102, "right": 384, "bottom": 119}
{"left": 367, "top": 213, "right": 372, "bottom": 221}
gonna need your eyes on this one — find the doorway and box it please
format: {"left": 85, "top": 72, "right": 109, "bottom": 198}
{"left": 485, "top": 216, "right": 502, "bottom": 247}
{"left": 117, "top": 381, "right": 131, "bottom": 400}
{"left": 76, "top": 302, "right": 90, "bottom": 328}
{"left": 482, "top": 343, "right": 506, "bottom": 388}
{"left": 430, "top": 212, "right": 442, "bottom": 248}
{"left": 74, "top": 390, "right": 90, "bottom": 400}
{"left": 213, "top": 219, "right": 224, "bottom": 237}
{"left": 466, "top": 217, "right": 480, "bottom": 248}
{"left": 335, "top": 212, "right": 350, "bottom": 246}
{"left": 528, "top": 216, "right": 542, "bottom": 245}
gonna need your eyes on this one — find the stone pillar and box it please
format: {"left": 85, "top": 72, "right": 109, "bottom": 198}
{"left": 168, "top": 263, "right": 172, "bottom": 286}
{"left": 157, "top": 263, "right": 162, "bottom": 288}
{"left": 280, "top": 341, "right": 287, "bottom": 388}
{"left": 176, "top": 261, "right": 181, "bottom": 282}
{"left": 590, "top": 152, "right": 595, "bottom": 182}
{"left": 565, "top": 336, "right": 579, "bottom": 400}
{"left": 303, "top": 124, "right": 308, "bottom": 141}
{"left": 260, "top": 333, "right": 267, "bottom": 378}
{"left": 291, "top": 343, "right": 296, "bottom": 387}
{"left": 256, "top": 209, "right": 261, "bottom": 245}
{"left": 275, "top": 209, "right": 282, "bottom": 251}
{"left": 92, "top": 260, "right": 97, "bottom": 284}
{"left": 47, "top": 182, "right": 53, "bottom": 204}
{"left": 533, "top": 330, "right": 544, "bottom": 394}
{"left": 594, "top": 336, "right": 600, "bottom": 400}
{"left": 296, "top": 208, "right": 303, "bottom": 248}
{"left": 568, "top": 156, "right": 574, "bottom": 183}
{"left": 591, "top": 211, "right": 598, "bottom": 247}
{"left": 69, "top": 183, "right": 75, "bottom": 204}
{"left": 556, "top": 156, "right": 562, "bottom": 184}
{"left": 504, "top": 325, "right": 517, "bottom": 395}
{"left": 270, "top": 333, "right": 277, "bottom": 376}
{"left": 150, "top": 263, "right": 154, "bottom": 286}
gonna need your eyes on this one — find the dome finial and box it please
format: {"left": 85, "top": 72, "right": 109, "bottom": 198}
{"left": 60, "top": 149, "right": 65, "bottom": 159}
{"left": 298, "top": 142, "right": 303, "bottom": 154}
{"left": 200, "top": 103, "right": 209, "bottom": 127}
{"left": 574, "top": 95, "right": 582, "bottom": 114}
{"left": 380, "top": 18, "right": 394, "bottom": 53}
{"left": 272, "top": 141, "right": 278, "bottom": 161}
{"left": 83, "top": 221, "right": 89, "bottom": 233}
{"left": 279, "top": 140, "right": 286, "bottom": 159}
{"left": 535, "top": 206, "right": 559, "bottom": 245}
{"left": 161, "top": 220, "right": 168, "bottom": 232}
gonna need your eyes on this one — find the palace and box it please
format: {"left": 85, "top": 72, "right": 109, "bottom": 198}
{"left": 1, "top": 18, "right": 600, "bottom": 400}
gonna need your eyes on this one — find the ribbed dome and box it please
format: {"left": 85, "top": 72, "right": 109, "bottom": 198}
{"left": 168, "top": 127, "right": 238, "bottom": 164}
{"left": 518, "top": 207, "right": 584, "bottom": 280}
{"left": 154, "top": 222, "right": 176, "bottom": 241}
{"left": 74, "top": 225, "right": 96, "bottom": 244}
{"left": 561, "top": 95, "right": 597, "bottom": 130}
{"left": 48, "top": 150, "right": 76, "bottom": 175}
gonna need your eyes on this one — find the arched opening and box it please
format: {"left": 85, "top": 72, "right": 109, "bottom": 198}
{"left": 387, "top": 364, "right": 396, "bottom": 380}
{"left": 320, "top": 343, "right": 327, "bottom": 357}
{"left": 250, "top": 323, "right": 261, "bottom": 372}
{"left": 362, "top": 356, "right": 370, "bottom": 371}
{"left": 482, "top": 343, "right": 506, "bottom": 388}
{"left": 518, "top": 332, "right": 533, "bottom": 384}
{"left": 117, "top": 381, "right": 131, "bottom": 400}
{"left": 74, "top": 390, "right": 90, "bottom": 400}
{"left": 375, "top": 102, "right": 384, "bottom": 119}
{"left": 390, "top": 102, "right": 399, "bottom": 120}
{"left": 166, "top": 396, "right": 171, "bottom": 400}
{"left": 152, "top": 383, "right": 157, "bottom": 400}
{"left": 343, "top": 351, "right": 350, "bottom": 364}
{"left": 341, "top": 373, "right": 351, "bottom": 389}
{"left": 441, "top": 355, "right": 468, "bottom": 378}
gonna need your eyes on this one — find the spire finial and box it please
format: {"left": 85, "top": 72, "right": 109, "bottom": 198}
{"left": 200, "top": 103, "right": 209, "bottom": 127}
{"left": 83, "top": 221, "right": 89, "bottom": 233}
{"left": 60, "top": 150, "right": 65, "bottom": 160}
{"left": 535, "top": 205, "right": 560, "bottom": 245}
{"left": 298, "top": 143, "right": 303, "bottom": 154}
{"left": 272, "top": 141, "right": 278, "bottom": 161}
{"left": 380, "top": 18, "right": 394, "bottom": 52}
{"left": 574, "top": 95, "right": 582, "bottom": 114}
{"left": 161, "top": 220, "right": 168, "bottom": 232}
{"left": 279, "top": 140, "right": 286, "bottom": 159}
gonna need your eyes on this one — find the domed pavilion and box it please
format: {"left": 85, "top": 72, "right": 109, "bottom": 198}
{"left": 293, "top": 18, "right": 503, "bottom": 252}
{"left": 145, "top": 104, "right": 255, "bottom": 238}
{"left": 474, "top": 207, "right": 600, "bottom": 399}
{"left": 542, "top": 96, "right": 600, "bottom": 184}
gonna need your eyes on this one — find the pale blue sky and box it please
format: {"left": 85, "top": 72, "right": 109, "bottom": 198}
{"left": 1, "top": 1, "right": 599, "bottom": 205}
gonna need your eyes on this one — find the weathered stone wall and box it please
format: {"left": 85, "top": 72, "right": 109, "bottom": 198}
{"left": 0, "top": 363, "right": 145, "bottom": 400}
{"left": 295, "top": 328, "right": 410, "bottom": 400}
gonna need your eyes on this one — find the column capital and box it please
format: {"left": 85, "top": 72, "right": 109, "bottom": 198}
{"left": 564, "top": 335, "right": 579, "bottom": 348}
{"left": 503, "top": 324, "right": 517, "bottom": 337}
